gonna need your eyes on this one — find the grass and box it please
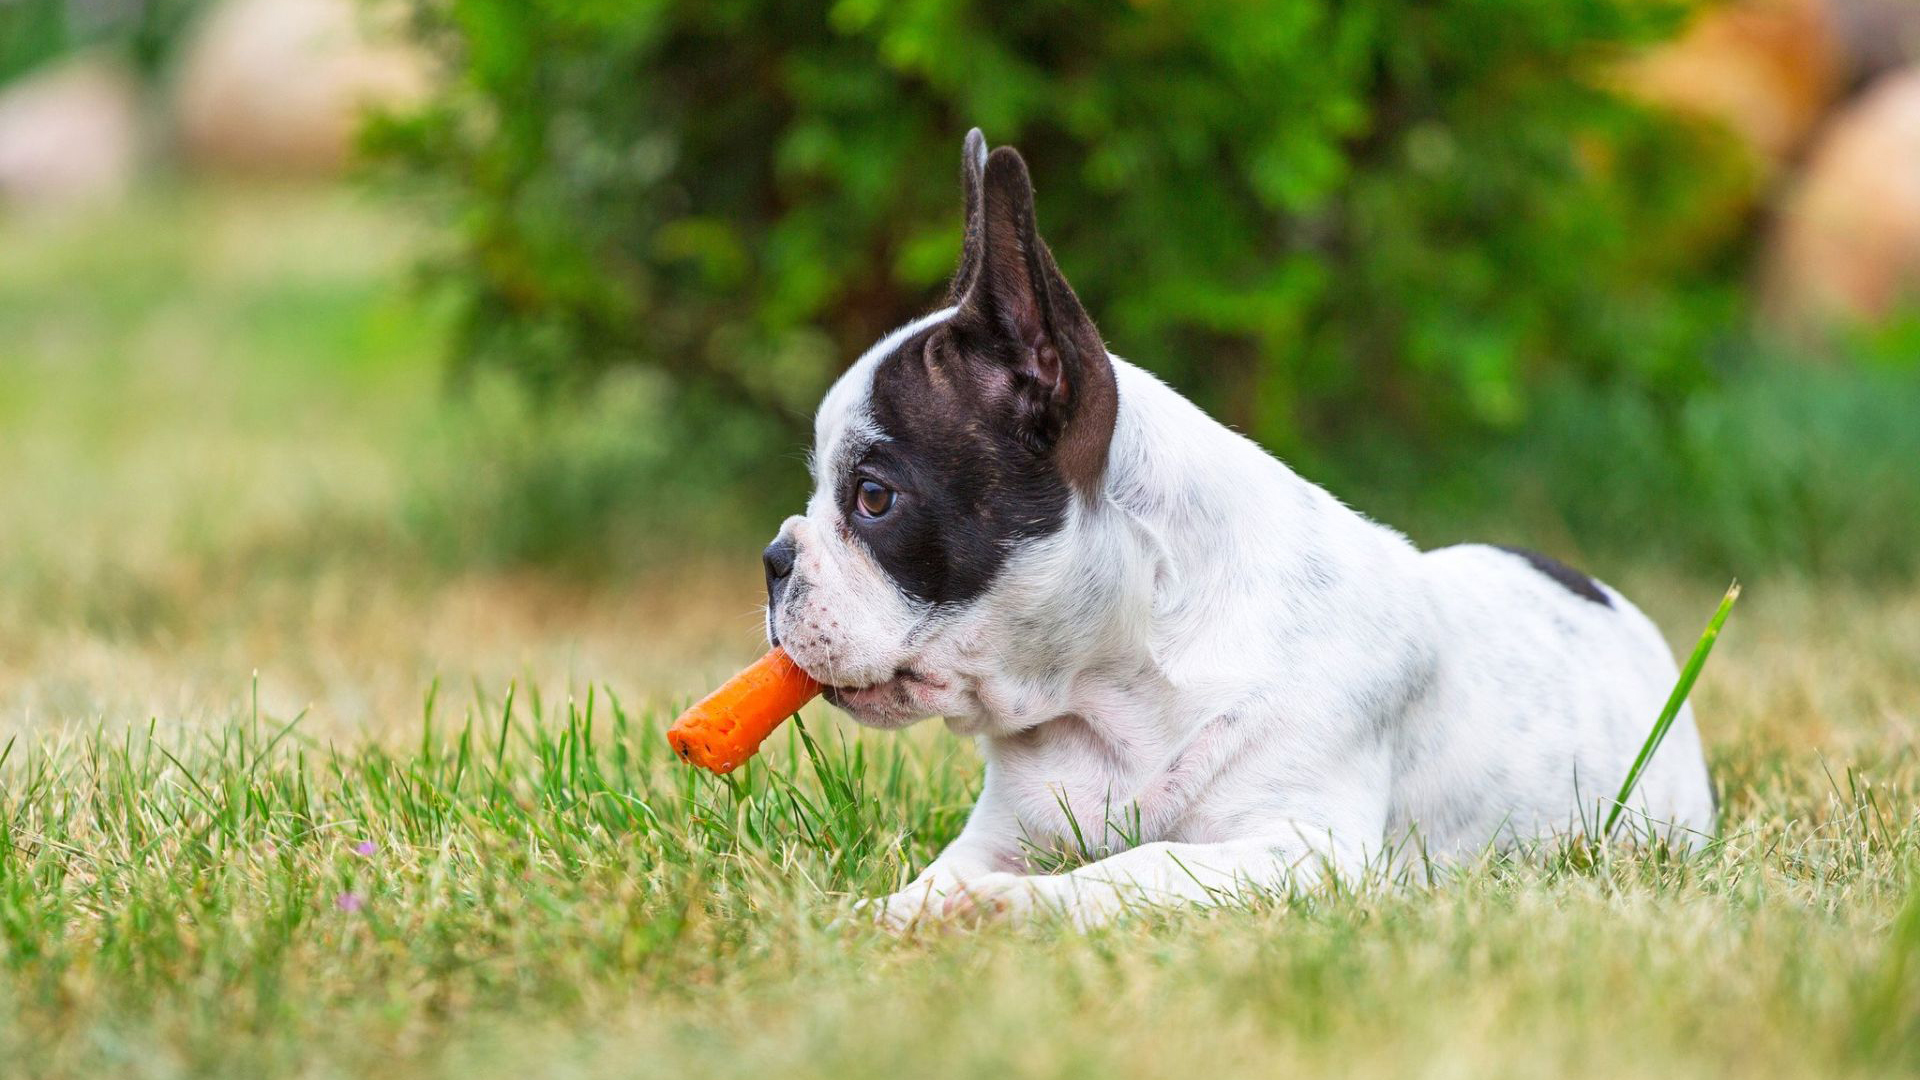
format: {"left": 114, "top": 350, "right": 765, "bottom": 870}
{"left": 3, "top": 630, "right": 1920, "bottom": 1080}
{"left": 1605, "top": 581, "right": 1739, "bottom": 838}
{"left": 3, "top": 183, "right": 1920, "bottom": 1078}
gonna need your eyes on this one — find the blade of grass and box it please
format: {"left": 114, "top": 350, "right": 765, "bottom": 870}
{"left": 1604, "top": 581, "right": 1741, "bottom": 838}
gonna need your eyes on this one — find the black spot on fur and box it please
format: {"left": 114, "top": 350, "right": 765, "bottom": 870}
{"left": 837, "top": 135, "right": 1115, "bottom": 608}
{"left": 852, "top": 323, "right": 1074, "bottom": 606}
{"left": 1491, "top": 546, "right": 1613, "bottom": 607}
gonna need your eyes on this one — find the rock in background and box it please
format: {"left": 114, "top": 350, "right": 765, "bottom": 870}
{"left": 1762, "top": 66, "right": 1920, "bottom": 336}
{"left": 0, "top": 56, "right": 141, "bottom": 214}
{"left": 1622, "top": 0, "right": 1844, "bottom": 169}
{"left": 1832, "top": 0, "right": 1920, "bottom": 87}
{"left": 1622, "top": 0, "right": 1920, "bottom": 343}
{"left": 171, "top": 0, "right": 429, "bottom": 174}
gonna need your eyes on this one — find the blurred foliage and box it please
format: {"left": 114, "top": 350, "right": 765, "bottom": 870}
{"left": 405, "top": 370, "right": 780, "bottom": 573}
{"left": 0, "top": 0, "right": 206, "bottom": 84}
{"left": 399, "top": 347, "right": 1920, "bottom": 582}
{"left": 371, "top": 0, "right": 1756, "bottom": 455}
{"left": 3, "top": 183, "right": 1911, "bottom": 597}
{"left": 1332, "top": 343, "right": 1920, "bottom": 581}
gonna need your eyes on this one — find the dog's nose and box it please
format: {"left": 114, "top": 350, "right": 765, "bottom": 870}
{"left": 763, "top": 536, "right": 796, "bottom": 625}
{"left": 764, "top": 537, "right": 796, "bottom": 584}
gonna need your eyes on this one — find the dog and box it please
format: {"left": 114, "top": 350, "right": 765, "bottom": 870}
{"left": 762, "top": 130, "right": 1716, "bottom": 928}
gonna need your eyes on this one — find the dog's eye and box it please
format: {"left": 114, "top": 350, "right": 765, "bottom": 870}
{"left": 855, "top": 479, "right": 895, "bottom": 519}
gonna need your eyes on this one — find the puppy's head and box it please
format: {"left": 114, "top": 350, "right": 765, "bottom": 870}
{"left": 765, "top": 130, "right": 1118, "bottom": 728}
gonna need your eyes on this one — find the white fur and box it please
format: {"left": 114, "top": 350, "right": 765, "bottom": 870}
{"left": 773, "top": 334, "right": 1716, "bottom": 929}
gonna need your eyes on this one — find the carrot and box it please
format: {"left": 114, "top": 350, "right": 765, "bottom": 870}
{"left": 666, "top": 647, "right": 822, "bottom": 774}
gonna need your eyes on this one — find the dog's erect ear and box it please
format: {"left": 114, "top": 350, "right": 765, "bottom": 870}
{"left": 956, "top": 144, "right": 1117, "bottom": 495}
{"left": 950, "top": 128, "right": 988, "bottom": 304}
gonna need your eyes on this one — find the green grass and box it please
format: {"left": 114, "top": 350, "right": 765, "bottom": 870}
{"left": 3, "top": 673, "right": 1920, "bottom": 1080}
{"left": 1605, "top": 582, "right": 1739, "bottom": 837}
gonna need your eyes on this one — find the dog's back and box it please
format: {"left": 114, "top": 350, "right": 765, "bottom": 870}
{"left": 1102, "top": 357, "right": 1715, "bottom": 858}
{"left": 1390, "top": 543, "right": 1717, "bottom": 856}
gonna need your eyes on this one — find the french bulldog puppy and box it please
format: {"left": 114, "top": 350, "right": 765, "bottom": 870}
{"left": 763, "top": 130, "right": 1716, "bottom": 928}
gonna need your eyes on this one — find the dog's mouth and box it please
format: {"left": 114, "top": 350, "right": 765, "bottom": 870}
{"left": 820, "top": 667, "right": 947, "bottom": 712}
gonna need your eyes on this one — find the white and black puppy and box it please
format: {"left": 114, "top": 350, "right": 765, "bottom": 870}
{"left": 764, "top": 130, "right": 1716, "bottom": 929}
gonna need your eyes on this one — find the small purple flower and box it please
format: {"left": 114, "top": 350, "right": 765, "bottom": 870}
{"left": 335, "top": 891, "right": 365, "bottom": 913}
{"left": 353, "top": 840, "right": 376, "bottom": 857}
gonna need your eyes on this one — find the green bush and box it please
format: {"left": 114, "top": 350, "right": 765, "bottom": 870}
{"left": 0, "top": 0, "right": 206, "bottom": 85}
{"left": 374, "top": 0, "right": 1753, "bottom": 456}
{"left": 1329, "top": 352, "right": 1920, "bottom": 582}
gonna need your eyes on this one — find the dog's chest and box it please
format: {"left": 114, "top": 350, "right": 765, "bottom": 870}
{"left": 984, "top": 711, "right": 1209, "bottom": 857}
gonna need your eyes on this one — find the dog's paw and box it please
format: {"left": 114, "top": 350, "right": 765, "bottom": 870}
{"left": 853, "top": 873, "right": 1055, "bottom": 931}
{"left": 937, "top": 872, "right": 1049, "bottom": 926}
{"left": 852, "top": 881, "right": 948, "bottom": 932}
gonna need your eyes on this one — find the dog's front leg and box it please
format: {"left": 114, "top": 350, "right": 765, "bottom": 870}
{"left": 950, "top": 829, "right": 1370, "bottom": 930}
{"left": 945, "top": 699, "right": 1393, "bottom": 928}
{"left": 857, "top": 778, "right": 1025, "bottom": 930}
{"left": 859, "top": 842, "right": 1011, "bottom": 930}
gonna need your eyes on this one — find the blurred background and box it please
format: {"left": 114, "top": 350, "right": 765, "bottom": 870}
{"left": 1, "top": 0, "right": 1916, "bottom": 734}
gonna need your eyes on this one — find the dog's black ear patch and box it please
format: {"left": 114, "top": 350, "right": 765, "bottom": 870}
{"left": 860, "top": 320, "right": 1074, "bottom": 607}
{"left": 848, "top": 137, "right": 1120, "bottom": 609}
{"left": 1492, "top": 546, "right": 1613, "bottom": 607}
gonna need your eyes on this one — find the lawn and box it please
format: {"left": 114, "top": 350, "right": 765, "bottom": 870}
{"left": 2, "top": 186, "right": 1919, "bottom": 1079}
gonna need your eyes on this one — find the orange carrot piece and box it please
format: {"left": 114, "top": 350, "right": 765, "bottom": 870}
{"left": 666, "top": 647, "right": 822, "bottom": 774}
